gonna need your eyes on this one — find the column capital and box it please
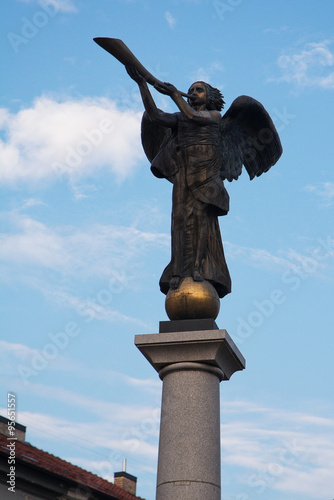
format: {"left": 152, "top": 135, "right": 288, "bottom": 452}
{"left": 135, "top": 328, "right": 245, "bottom": 380}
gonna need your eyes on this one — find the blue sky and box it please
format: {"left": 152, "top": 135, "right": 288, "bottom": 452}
{"left": 1, "top": 1, "right": 334, "bottom": 499}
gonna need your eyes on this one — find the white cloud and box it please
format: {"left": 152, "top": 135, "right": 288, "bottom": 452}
{"left": 45, "top": 289, "right": 149, "bottom": 327}
{"left": 226, "top": 242, "right": 291, "bottom": 271}
{"left": 165, "top": 11, "right": 176, "bottom": 29}
{"left": 0, "top": 211, "right": 169, "bottom": 322}
{"left": 304, "top": 181, "right": 334, "bottom": 207}
{"left": 260, "top": 233, "right": 331, "bottom": 284}
{"left": 21, "top": 198, "right": 48, "bottom": 209}
{"left": 0, "top": 215, "right": 72, "bottom": 270}
{"left": 264, "top": 26, "right": 290, "bottom": 35}
{"left": 190, "top": 61, "right": 225, "bottom": 86}
{"left": 66, "top": 456, "right": 156, "bottom": 482}
{"left": 191, "top": 67, "right": 211, "bottom": 84}
{"left": 0, "top": 96, "right": 144, "bottom": 186}
{"left": 0, "top": 383, "right": 161, "bottom": 462}
{"left": 225, "top": 238, "right": 334, "bottom": 280}
{"left": 220, "top": 400, "right": 334, "bottom": 498}
{"left": 26, "top": 383, "right": 158, "bottom": 423}
{"left": 117, "top": 372, "right": 161, "bottom": 391}
{"left": 18, "top": 0, "right": 77, "bottom": 13}
{"left": 0, "top": 340, "right": 81, "bottom": 376}
{"left": 64, "top": 458, "right": 115, "bottom": 482}
{"left": 0, "top": 212, "right": 169, "bottom": 278}
{"left": 0, "top": 341, "right": 37, "bottom": 365}
{"left": 272, "top": 41, "right": 334, "bottom": 89}
{"left": 1, "top": 340, "right": 161, "bottom": 396}
{"left": 0, "top": 403, "right": 159, "bottom": 482}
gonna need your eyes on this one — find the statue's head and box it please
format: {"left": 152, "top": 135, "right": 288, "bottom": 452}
{"left": 187, "top": 81, "right": 225, "bottom": 111}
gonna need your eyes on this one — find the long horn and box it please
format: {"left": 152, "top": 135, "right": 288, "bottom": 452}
{"left": 94, "top": 38, "right": 191, "bottom": 98}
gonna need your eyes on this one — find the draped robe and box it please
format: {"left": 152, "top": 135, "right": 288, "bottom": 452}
{"left": 149, "top": 112, "right": 232, "bottom": 298}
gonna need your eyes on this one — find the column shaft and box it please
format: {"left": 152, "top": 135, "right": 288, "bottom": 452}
{"left": 156, "top": 363, "right": 221, "bottom": 500}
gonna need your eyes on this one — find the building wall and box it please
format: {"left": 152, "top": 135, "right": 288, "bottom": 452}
{"left": 0, "top": 485, "right": 44, "bottom": 500}
{"left": 0, "top": 456, "right": 94, "bottom": 500}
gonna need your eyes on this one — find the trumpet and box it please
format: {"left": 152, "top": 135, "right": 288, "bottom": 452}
{"left": 94, "top": 37, "right": 192, "bottom": 98}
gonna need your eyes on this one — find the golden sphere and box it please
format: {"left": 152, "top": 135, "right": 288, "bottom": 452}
{"left": 165, "top": 277, "right": 220, "bottom": 320}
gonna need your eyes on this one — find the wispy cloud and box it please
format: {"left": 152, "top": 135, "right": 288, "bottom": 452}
{"left": 18, "top": 0, "right": 77, "bottom": 13}
{"left": 0, "top": 96, "right": 144, "bottom": 186}
{"left": 190, "top": 61, "right": 225, "bottom": 86}
{"left": 220, "top": 400, "right": 334, "bottom": 498}
{"left": 0, "top": 215, "right": 72, "bottom": 271}
{"left": 1, "top": 340, "right": 161, "bottom": 396}
{"left": 304, "top": 181, "right": 334, "bottom": 207}
{"left": 263, "top": 26, "right": 290, "bottom": 35}
{"left": 0, "top": 381, "right": 161, "bottom": 468}
{"left": 0, "top": 340, "right": 82, "bottom": 376}
{"left": 21, "top": 198, "right": 48, "bottom": 209}
{"left": 0, "top": 212, "right": 169, "bottom": 279}
{"left": 225, "top": 240, "right": 333, "bottom": 278}
{"left": 44, "top": 288, "right": 149, "bottom": 326}
{"left": 0, "top": 211, "right": 169, "bottom": 321}
{"left": 271, "top": 41, "right": 334, "bottom": 89}
{"left": 165, "top": 11, "right": 176, "bottom": 29}
{"left": 21, "top": 383, "right": 158, "bottom": 423}
{"left": 226, "top": 242, "right": 291, "bottom": 272}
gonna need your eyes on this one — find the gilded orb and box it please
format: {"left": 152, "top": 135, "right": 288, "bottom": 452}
{"left": 165, "top": 277, "right": 220, "bottom": 320}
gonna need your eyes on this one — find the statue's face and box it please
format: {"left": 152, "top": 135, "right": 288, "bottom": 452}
{"left": 188, "top": 82, "right": 207, "bottom": 107}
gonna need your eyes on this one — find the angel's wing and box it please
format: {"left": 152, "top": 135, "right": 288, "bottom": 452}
{"left": 141, "top": 111, "right": 171, "bottom": 164}
{"left": 141, "top": 111, "right": 178, "bottom": 182}
{"left": 220, "top": 95, "right": 283, "bottom": 181}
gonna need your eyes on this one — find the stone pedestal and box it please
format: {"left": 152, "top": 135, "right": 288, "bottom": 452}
{"left": 135, "top": 320, "right": 245, "bottom": 500}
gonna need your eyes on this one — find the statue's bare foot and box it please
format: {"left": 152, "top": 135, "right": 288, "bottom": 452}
{"left": 170, "top": 275, "right": 181, "bottom": 290}
{"left": 193, "top": 268, "right": 204, "bottom": 282}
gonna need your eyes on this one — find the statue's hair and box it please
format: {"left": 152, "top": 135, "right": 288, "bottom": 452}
{"left": 188, "top": 81, "right": 225, "bottom": 111}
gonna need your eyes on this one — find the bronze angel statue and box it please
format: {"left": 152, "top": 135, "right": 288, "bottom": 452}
{"left": 94, "top": 38, "right": 283, "bottom": 300}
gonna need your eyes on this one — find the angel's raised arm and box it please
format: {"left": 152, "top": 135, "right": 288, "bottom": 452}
{"left": 126, "top": 66, "right": 177, "bottom": 128}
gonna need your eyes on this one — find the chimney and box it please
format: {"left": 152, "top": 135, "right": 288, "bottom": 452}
{"left": 114, "top": 459, "right": 137, "bottom": 496}
{"left": 0, "top": 415, "right": 26, "bottom": 442}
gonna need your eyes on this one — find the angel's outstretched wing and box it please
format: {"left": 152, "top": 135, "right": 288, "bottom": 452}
{"left": 220, "top": 95, "right": 283, "bottom": 181}
{"left": 141, "top": 111, "right": 177, "bottom": 182}
{"left": 141, "top": 111, "right": 169, "bottom": 163}
{"left": 141, "top": 111, "right": 168, "bottom": 163}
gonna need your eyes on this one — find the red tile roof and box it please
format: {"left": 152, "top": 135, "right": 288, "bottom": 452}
{"left": 0, "top": 433, "right": 145, "bottom": 500}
